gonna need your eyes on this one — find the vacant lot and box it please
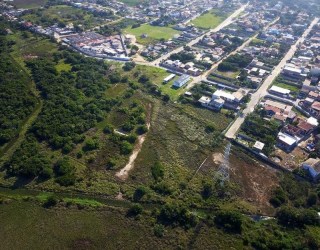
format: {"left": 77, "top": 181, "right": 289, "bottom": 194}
{"left": 124, "top": 24, "right": 180, "bottom": 45}
{"left": 191, "top": 10, "right": 228, "bottom": 29}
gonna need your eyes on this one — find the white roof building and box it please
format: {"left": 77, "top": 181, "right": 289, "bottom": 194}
{"left": 269, "top": 85, "right": 291, "bottom": 95}
{"left": 253, "top": 141, "right": 265, "bottom": 151}
{"left": 212, "top": 90, "right": 235, "bottom": 102}
{"left": 277, "top": 132, "right": 297, "bottom": 146}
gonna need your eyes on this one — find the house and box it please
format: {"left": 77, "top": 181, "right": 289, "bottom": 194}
{"left": 198, "top": 96, "right": 224, "bottom": 110}
{"left": 310, "top": 101, "right": 320, "bottom": 118}
{"left": 163, "top": 74, "right": 175, "bottom": 83}
{"left": 269, "top": 85, "right": 290, "bottom": 97}
{"left": 277, "top": 132, "right": 297, "bottom": 152}
{"left": 282, "top": 65, "right": 303, "bottom": 79}
{"left": 302, "top": 158, "right": 320, "bottom": 181}
{"left": 253, "top": 141, "right": 265, "bottom": 152}
{"left": 173, "top": 74, "right": 190, "bottom": 88}
{"left": 263, "top": 100, "right": 295, "bottom": 122}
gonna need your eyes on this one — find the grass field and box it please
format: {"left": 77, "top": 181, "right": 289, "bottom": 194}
{"left": 13, "top": 0, "right": 47, "bottom": 9}
{"left": 123, "top": 24, "right": 180, "bottom": 45}
{"left": 191, "top": 10, "right": 229, "bottom": 29}
{"left": 160, "top": 76, "right": 191, "bottom": 101}
{"left": 273, "top": 81, "right": 301, "bottom": 93}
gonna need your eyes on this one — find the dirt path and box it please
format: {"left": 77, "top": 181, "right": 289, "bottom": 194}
{"left": 115, "top": 104, "right": 152, "bottom": 181}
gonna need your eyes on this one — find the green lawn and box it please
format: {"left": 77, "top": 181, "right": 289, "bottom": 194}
{"left": 123, "top": 24, "right": 180, "bottom": 45}
{"left": 160, "top": 76, "right": 191, "bottom": 101}
{"left": 273, "top": 81, "right": 301, "bottom": 93}
{"left": 191, "top": 10, "right": 228, "bottom": 29}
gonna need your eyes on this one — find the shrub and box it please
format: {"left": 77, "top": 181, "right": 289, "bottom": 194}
{"left": 127, "top": 204, "right": 143, "bottom": 217}
{"left": 214, "top": 210, "right": 243, "bottom": 233}
{"left": 154, "top": 224, "right": 165, "bottom": 237}
{"left": 120, "top": 141, "right": 133, "bottom": 155}
{"left": 43, "top": 195, "right": 59, "bottom": 208}
{"left": 103, "top": 124, "right": 114, "bottom": 134}
{"left": 133, "top": 186, "right": 147, "bottom": 202}
{"left": 151, "top": 162, "right": 164, "bottom": 181}
{"left": 55, "top": 173, "right": 76, "bottom": 186}
{"left": 136, "top": 125, "right": 148, "bottom": 135}
{"left": 83, "top": 138, "right": 99, "bottom": 151}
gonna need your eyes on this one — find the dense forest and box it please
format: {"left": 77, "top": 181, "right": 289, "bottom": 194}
{"left": 0, "top": 27, "right": 37, "bottom": 147}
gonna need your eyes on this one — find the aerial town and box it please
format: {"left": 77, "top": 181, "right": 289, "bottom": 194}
{"left": 1, "top": 0, "right": 320, "bottom": 248}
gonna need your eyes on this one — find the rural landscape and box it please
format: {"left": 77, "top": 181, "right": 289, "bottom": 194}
{"left": 1, "top": 0, "right": 320, "bottom": 249}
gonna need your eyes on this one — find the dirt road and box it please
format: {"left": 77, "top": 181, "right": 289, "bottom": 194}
{"left": 115, "top": 104, "right": 152, "bottom": 181}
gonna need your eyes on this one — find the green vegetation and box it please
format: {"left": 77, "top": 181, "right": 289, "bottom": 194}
{"left": 123, "top": 24, "right": 180, "bottom": 45}
{"left": 273, "top": 76, "right": 301, "bottom": 97}
{"left": 0, "top": 51, "right": 37, "bottom": 148}
{"left": 241, "top": 112, "right": 281, "bottom": 155}
{"left": 13, "top": 0, "right": 47, "bottom": 9}
{"left": 2, "top": 14, "right": 320, "bottom": 249}
{"left": 191, "top": 9, "right": 229, "bottom": 29}
{"left": 22, "top": 4, "right": 114, "bottom": 29}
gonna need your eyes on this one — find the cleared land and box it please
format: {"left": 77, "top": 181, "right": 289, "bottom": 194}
{"left": 191, "top": 10, "right": 229, "bottom": 29}
{"left": 123, "top": 24, "right": 180, "bottom": 45}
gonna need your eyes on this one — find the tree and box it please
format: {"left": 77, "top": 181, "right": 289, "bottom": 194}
{"left": 43, "top": 195, "right": 59, "bottom": 208}
{"left": 136, "top": 125, "right": 148, "bottom": 135}
{"left": 83, "top": 138, "right": 99, "bottom": 151}
{"left": 120, "top": 141, "right": 133, "bottom": 155}
{"left": 103, "top": 123, "right": 114, "bottom": 134}
{"left": 162, "top": 94, "right": 170, "bottom": 102}
{"left": 123, "top": 62, "right": 136, "bottom": 71}
{"left": 214, "top": 210, "right": 243, "bottom": 233}
{"left": 127, "top": 204, "right": 143, "bottom": 217}
{"left": 201, "top": 182, "right": 213, "bottom": 199}
{"left": 133, "top": 186, "right": 147, "bottom": 202}
{"left": 307, "top": 193, "right": 317, "bottom": 207}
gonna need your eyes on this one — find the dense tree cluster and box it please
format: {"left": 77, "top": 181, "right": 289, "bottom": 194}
{"left": 0, "top": 46, "right": 37, "bottom": 146}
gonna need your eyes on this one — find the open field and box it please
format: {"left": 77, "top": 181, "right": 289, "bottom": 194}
{"left": 123, "top": 24, "right": 180, "bottom": 45}
{"left": 191, "top": 10, "right": 229, "bottom": 29}
{"left": 13, "top": 0, "right": 47, "bottom": 9}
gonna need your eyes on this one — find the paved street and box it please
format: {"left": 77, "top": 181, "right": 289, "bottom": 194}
{"left": 224, "top": 17, "right": 320, "bottom": 139}
{"left": 150, "top": 4, "right": 248, "bottom": 66}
